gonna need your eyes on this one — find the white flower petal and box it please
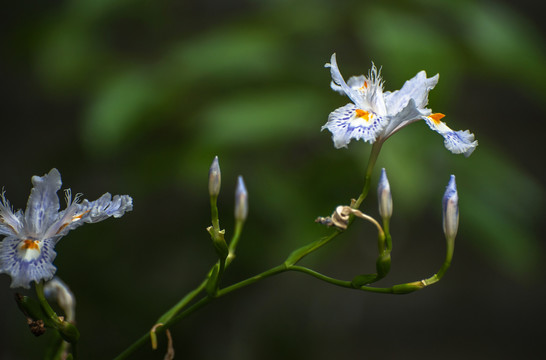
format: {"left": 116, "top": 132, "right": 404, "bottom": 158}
{"left": 380, "top": 98, "right": 422, "bottom": 139}
{"left": 347, "top": 75, "right": 366, "bottom": 90}
{"left": 385, "top": 71, "right": 439, "bottom": 115}
{"left": 330, "top": 75, "right": 367, "bottom": 95}
{"left": 322, "top": 103, "right": 387, "bottom": 148}
{"left": 425, "top": 116, "right": 478, "bottom": 157}
{"left": 325, "top": 54, "right": 363, "bottom": 107}
{"left": 330, "top": 81, "right": 344, "bottom": 94}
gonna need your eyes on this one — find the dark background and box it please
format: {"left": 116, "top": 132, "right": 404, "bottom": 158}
{"left": 1, "top": 0, "right": 544, "bottom": 359}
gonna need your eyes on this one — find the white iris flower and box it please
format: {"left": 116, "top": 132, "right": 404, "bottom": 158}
{"left": 0, "top": 169, "right": 133, "bottom": 289}
{"left": 322, "top": 53, "right": 478, "bottom": 157}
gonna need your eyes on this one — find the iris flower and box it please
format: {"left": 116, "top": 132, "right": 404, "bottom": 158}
{"left": 0, "top": 169, "right": 133, "bottom": 289}
{"left": 322, "top": 53, "right": 478, "bottom": 156}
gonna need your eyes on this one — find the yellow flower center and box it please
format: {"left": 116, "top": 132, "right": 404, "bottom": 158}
{"left": 21, "top": 239, "right": 40, "bottom": 250}
{"left": 18, "top": 239, "right": 42, "bottom": 261}
{"left": 355, "top": 109, "right": 372, "bottom": 121}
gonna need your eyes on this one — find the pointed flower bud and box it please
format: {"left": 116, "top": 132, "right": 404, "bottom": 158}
{"left": 44, "top": 277, "right": 76, "bottom": 323}
{"left": 208, "top": 156, "right": 221, "bottom": 197}
{"left": 442, "top": 175, "right": 459, "bottom": 242}
{"left": 377, "top": 168, "right": 393, "bottom": 220}
{"left": 234, "top": 176, "right": 248, "bottom": 222}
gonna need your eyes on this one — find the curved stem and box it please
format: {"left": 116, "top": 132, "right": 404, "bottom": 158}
{"left": 289, "top": 266, "right": 351, "bottom": 287}
{"left": 35, "top": 281, "right": 60, "bottom": 325}
{"left": 288, "top": 266, "right": 401, "bottom": 294}
{"left": 425, "top": 238, "right": 454, "bottom": 285}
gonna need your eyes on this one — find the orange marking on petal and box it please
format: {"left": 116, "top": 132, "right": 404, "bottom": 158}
{"left": 72, "top": 210, "right": 91, "bottom": 221}
{"left": 21, "top": 239, "right": 40, "bottom": 250}
{"left": 355, "top": 109, "right": 371, "bottom": 121}
{"left": 56, "top": 210, "right": 91, "bottom": 234}
{"left": 56, "top": 223, "right": 69, "bottom": 234}
{"left": 428, "top": 113, "right": 446, "bottom": 125}
{"left": 0, "top": 217, "right": 15, "bottom": 232}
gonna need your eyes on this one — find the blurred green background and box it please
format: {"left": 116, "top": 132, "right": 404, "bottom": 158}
{"left": 1, "top": 0, "right": 544, "bottom": 359}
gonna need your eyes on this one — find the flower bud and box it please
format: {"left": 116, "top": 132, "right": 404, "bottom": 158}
{"left": 208, "top": 156, "right": 221, "bottom": 197}
{"left": 44, "top": 277, "right": 76, "bottom": 323}
{"left": 442, "top": 175, "right": 459, "bottom": 242}
{"left": 234, "top": 176, "right": 248, "bottom": 222}
{"left": 377, "top": 168, "right": 393, "bottom": 220}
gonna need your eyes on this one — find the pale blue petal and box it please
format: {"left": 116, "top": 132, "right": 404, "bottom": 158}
{"left": 77, "top": 193, "right": 133, "bottom": 224}
{"left": 0, "top": 236, "right": 57, "bottom": 289}
{"left": 442, "top": 175, "right": 458, "bottom": 216}
{"left": 24, "top": 169, "right": 62, "bottom": 236}
{"left": 442, "top": 130, "right": 478, "bottom": 157}
{"left": 0, "top": 194, "right": 23, "bottom": 236}
{"left": 44, "top": 193, "right": 133, "bottom": 240}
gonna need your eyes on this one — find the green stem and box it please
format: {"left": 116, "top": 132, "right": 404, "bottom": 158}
{"left": 210, "top": 196, "right": 220, "bottom": 232}
{"left": 226, "top": 221, "right": 244, "bottom": 267}
{"left": 283, "top": 230, "right": 340, "bottom": 267}
{"left": 216, "top": 264, "right": 288, "bottom": 297}
{"left": 35, "top": 281, "right": 61, "bottom": 325}
{"left": 353, "top": 142, "right": 383, "bottom": 209}
{"left": 289, "top": 266, "right": 351, "bottom": 287}
{"left": 209, "top": 194, "right": 228, "bottom": 263}
{"left": 156, "top": 278, "right": 208, "bottom": 325}
{"left": 114, "top": 264, "right": 288, "bottom": 360}
{"left": 214, "top": 259, "right": 226, "bottom": 295}
{"left": 383, "top": 218, "right": 392, "bottom": 252}
{"left": 425, "top": 239, "right": 454, "bottom": 285}
{"left": 288, "top": 265, "right": 404, "bottom": 294}
{"left": 374, "top": 218, "right": 391, "bottom": 280}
